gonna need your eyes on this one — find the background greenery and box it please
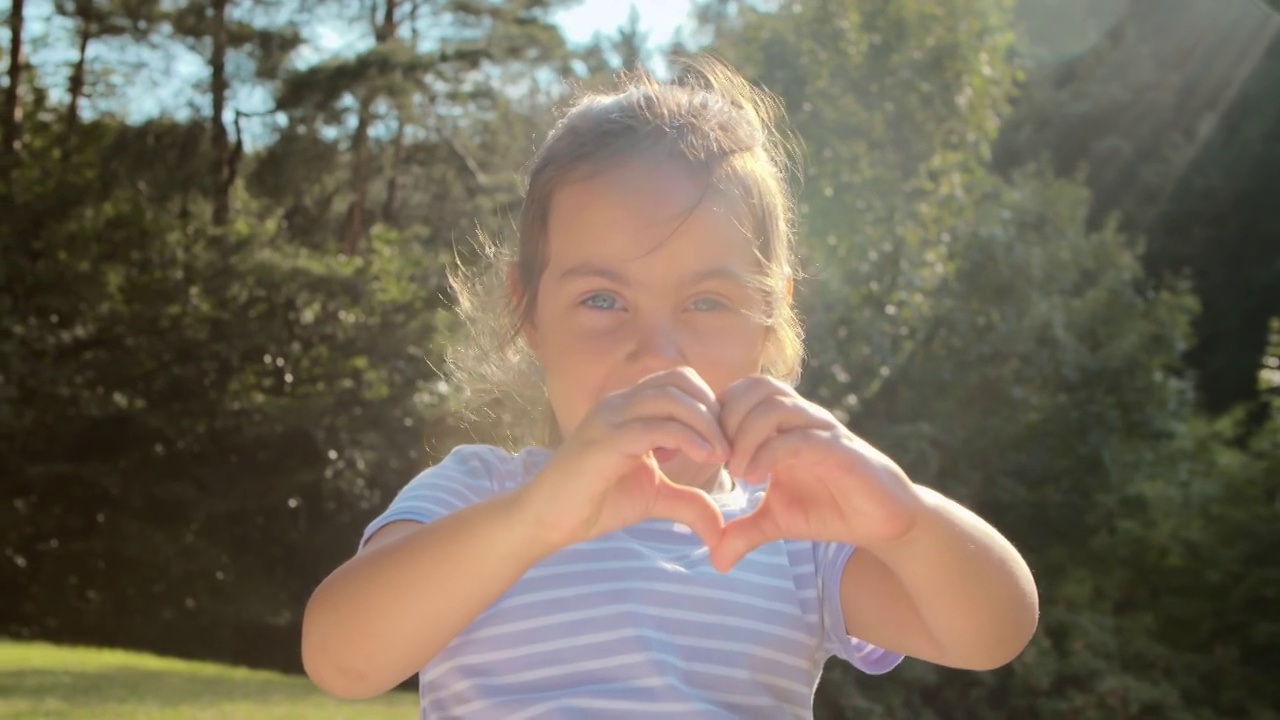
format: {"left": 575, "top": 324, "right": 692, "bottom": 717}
{"left": 3, "top": 0, "right": 1278, "bottom": 717}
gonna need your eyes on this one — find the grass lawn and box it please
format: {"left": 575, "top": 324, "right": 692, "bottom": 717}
{"left": 0, "top": 640, "right": 417, "bottom": 719}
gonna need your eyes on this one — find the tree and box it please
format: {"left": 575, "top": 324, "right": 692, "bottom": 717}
{"left": 700, "top": 0, "right": 1021, "bottom": 424}
{"left": 700, "top": 0, "right": 1279, "bottom": 716}
{"left": 165, "top": 0, "right": 303, "bottom": 226}
{"left": 993, "top": 0, "right": 1280, "bottom": 420}
{"left": 1, "top": 0, "right": 574, "bottom": 673}
{"left": 54, "top": 0, "right": 164, "bottom": 135}
{"left": 3, "top": 0, "right": 24, "bottom": 163}
{"left": 275, "top": 0, "right": 571, "bottom": 254}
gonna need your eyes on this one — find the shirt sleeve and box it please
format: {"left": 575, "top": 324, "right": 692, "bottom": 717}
{"left": 359, "top": 443, "right": 508, "bottom": 550}
{"left": 814, "top": 541, "right": 905, "bottom": 675}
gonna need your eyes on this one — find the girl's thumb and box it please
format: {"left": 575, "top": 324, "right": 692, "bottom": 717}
{"left": 711, "top": 510, "right": 776, "bottom": 574}
{"left": 649, "top": 481, "right": 725, "bottom": 551}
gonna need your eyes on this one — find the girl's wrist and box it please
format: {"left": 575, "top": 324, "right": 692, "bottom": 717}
{"left": 504, "top": 478, "right": 577, "bottom": 559}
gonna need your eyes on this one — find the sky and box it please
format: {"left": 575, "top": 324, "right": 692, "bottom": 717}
{"left": 298, "top": 1, "right": 700, "bottom": 63}
{"left": 554, "top": 0, "right": 697, "bottom": 48}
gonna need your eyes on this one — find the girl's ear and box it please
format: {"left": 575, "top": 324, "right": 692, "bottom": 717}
{"left": 784, "top": 273, "right": 793, "bottom": 303}
{"left": 508, "top": 264, "right": 540, "bottom": 355}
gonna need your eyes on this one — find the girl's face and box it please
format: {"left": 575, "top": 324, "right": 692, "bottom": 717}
{"left": 525, "top": 157, "right": 773, "bottom": 488}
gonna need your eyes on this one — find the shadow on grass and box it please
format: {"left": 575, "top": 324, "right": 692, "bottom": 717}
{"left": 0, "top": 667, "right": 329, "bottom": 708}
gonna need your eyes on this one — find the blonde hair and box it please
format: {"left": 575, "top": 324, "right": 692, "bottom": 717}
{"left": 444, "top": 56, "right": 804, "bottom": 448}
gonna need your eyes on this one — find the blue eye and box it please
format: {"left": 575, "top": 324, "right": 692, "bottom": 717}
{"left": 582, "top": 293, "right": 620, "bottom": 310}
{"left": 690, "top": 296, "right": 728, "bottom": 312}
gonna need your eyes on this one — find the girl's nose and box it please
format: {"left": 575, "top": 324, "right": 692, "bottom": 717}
{"left": 627, "top": 318, "right": 686, "bottom": 373}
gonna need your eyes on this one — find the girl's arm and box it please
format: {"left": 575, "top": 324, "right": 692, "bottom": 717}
{"left": 301, "top": 487, "right": 554, "bottom": 700}
{"left": 839, "top": 485, "right": 1039, "bottom": 671}
{"left": 706, "top": 374, "right": 1036, "bottom": 669}
{"left": 302, "top": 368, "right": 729, "bottom": 700}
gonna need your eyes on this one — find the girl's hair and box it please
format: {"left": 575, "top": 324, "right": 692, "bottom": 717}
{"left": 445, "top": 55, "right": 804, "bottom": 448}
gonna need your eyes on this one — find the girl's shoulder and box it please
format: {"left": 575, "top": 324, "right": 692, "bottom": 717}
{"left": 428, "top": 442, "right": 553, "bottom": 494}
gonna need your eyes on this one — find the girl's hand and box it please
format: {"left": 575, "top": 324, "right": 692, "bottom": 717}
{"left": 520, "top": 367, "right": 732, "bottom": 553}
{"left": 710, "top": 375, "right": 925, "bottom": 573}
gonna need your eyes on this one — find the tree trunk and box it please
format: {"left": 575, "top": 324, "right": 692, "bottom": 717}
{"left": 381, "top": 118, "right": 405, "bottom": 226}
{"left": 66, "top": 14, "right": 92, "bottom": 136}
{"left": 376, "top": 0, "right": 397, "bottom": 42}
{"left": 210, "top": 0, "right": 231, "bottom": 227}
{"left": 341, "top": 95, "right": 373, "bottom": 255}
{"left": 340, "top": 0, "right": 399, "bottom": 253}
{"left": 3, "top": 0, "right": 24, "bottom": 163}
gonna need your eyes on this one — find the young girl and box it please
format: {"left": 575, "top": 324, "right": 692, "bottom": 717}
{"left": 301, "top": 57, "right": 1038, "bottom": 718}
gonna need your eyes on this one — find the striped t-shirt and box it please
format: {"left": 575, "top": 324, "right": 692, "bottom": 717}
{"left": 361, "top": 443, "right": 903, "bottom": 718}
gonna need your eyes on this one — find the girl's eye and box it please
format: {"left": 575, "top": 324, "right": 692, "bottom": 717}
{"left": 690, "top": 296, "right": 728, "bottom": 312}
{"left": 582, "top": 293, "right": 620, "bottom": 310}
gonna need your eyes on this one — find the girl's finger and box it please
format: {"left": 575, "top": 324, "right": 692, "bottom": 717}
{"left": 620, "top": 384, "right": 730, "bottom": 458}
{"left": 725, "top": 395, "right": 817, "bottom": 480}
{"left": 617, "top": 417, "right": 723, "bottom": 465}
{"left": 711, "top": 504, "right": 781, "bottom": 573}
{"left": 717, "top": 375, "right": 792, "bottom": 440}
{"left": 631, "top": 366, "right": 721, "bottom": 418}
{"left": 739, "top": 429, "right": 820, "bottom": 485}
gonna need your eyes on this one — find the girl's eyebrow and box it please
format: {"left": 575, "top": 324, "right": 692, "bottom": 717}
{"left": 681, "top": 266, "right": 751, "bottom": 286}
{"left": 557, "top": 263, "right": 749, "bottom": 287}
{"left": 558, "top": 263, "right": 630, "bottom": 286}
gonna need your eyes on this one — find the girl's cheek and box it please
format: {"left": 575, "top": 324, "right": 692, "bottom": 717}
{"left": 560, "top": 325, "right": 627, "bottom": 359}
{"left": 700, "top": 324, "right": 770, "bottom": 367}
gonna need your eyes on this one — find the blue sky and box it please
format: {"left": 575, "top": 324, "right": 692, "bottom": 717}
{"left": 298, "top": 1, "right": 700, "bottom": 74}
{"left": 555, "top": 0, "right": 697, "bottom": 47}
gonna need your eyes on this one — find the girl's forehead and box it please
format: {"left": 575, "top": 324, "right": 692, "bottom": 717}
{"left": 544, "top": 158, "right": 754, "bottom": 268}
{"left": 554, "top": 158, "right": 710, "bottom": 223}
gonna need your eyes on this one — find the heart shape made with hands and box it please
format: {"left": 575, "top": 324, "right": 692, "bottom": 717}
{"left": 663, "top": 375, "right": 920, "bottom": 574}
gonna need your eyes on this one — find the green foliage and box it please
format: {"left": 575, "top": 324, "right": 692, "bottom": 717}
{"left": 1, "top": 0, "right": 564, "bottom": 670}
{"left": 3, "top": 0, "right": 1278, "bottom": 716}
{"left": 994, "top": 0, "right": 1280, "bottom": 416}
{"left": 705, "top": 0, "right": 1023, "bottom": 421}
{"left": 2, "top": 110, "right": 456, "bottom": 666}
{"left": 702, "top": 0, "right": 1280, "bottom": 716}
